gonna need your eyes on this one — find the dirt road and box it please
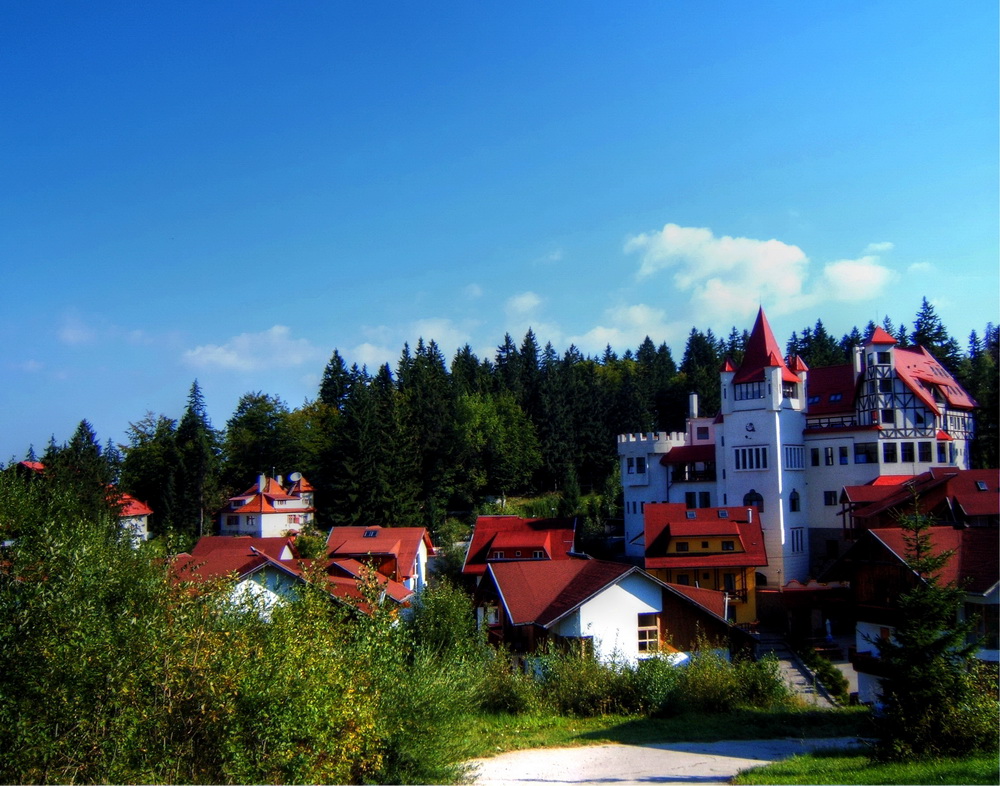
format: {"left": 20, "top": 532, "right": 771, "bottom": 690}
{"left": 469, "top": 736, "right": 862, "bottom": 785}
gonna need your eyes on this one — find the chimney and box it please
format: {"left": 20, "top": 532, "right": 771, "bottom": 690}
{"left": 853, "top": 345, "right": 863, "bottom": 382}
{"left": 689, "top": 393, "right": 699, "bottom": 420}
{"left": 258, "top": 473, "right": 266, "bottom": 492}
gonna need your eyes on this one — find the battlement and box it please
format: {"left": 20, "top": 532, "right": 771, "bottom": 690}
{"left": 617, "top": 432, "right": 688, "bottom": 457}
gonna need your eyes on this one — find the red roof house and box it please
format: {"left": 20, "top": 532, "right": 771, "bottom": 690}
{"left": 326, "top": 525, "right": 434, "bottom": 591}
{"left": 463, "top": 516, "right": 578, "bottom": 579}
{"left": 474, "top": 558, "right": 748, "bottom": 665}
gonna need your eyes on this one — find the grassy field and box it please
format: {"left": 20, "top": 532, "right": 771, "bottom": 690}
{"left": 465, "top": 706, "right": 869, "bottom": 758}
{"left": 733, "top": 748, "right": 1000, "bottom": 785}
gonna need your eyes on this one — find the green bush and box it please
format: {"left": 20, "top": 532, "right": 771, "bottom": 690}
{"left": 476, "top": 650, "right": 541, "bottom": 715}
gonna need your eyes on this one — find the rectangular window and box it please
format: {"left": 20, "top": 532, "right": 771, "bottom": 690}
{"left": 937, "top": 442, "right": 947, "bottom": 462}
{"left": 676, "top": 574, "right": 690, "bottom": 586}
{"left": 721, "top": 541, "right": 735, "bottom": 551}
{"left": 901, "top": 442, "right": 914, "bottom": 462}
{"left": 877, "top": 351, "right": 891, "bottom": 364}
{"left": 839, "top": 446, "right": 849, "bottom": 465}
{"left": 701, "top": 541, "right": 709, "bottom": 549}
{"left": 824, "top": 491, "right": 838, "bottom": 506}
{"left": 855, "top": 442, "right": 878, "bottom": 464}
{"left": 627, "top": 457, "right": 635, "bottom": 474}
{"left": 824, "top": 447, "right": 834, "bottom": 465}
{"left": 784, "top": 446, "right": 805, "bottom": 469}
{"left": 881, "top": 409, "right": 895, "bottom": 425}
{"left": 532, "top": 550, "right": 544, "bottom": 559}
{"left": 226, "top": 515, "right": 238, "bottom": 527}
{"left": 492, "top": 551, "right": 503, "bottom": 559}
{"left": 723, "top": 573, "right": 737, "bottom": 592}
{"left": 734, "top": 382, "right": 765, "bottom": 400}
{"left": 245, "top": 515, "right": 256, "bottom": 529}
{"left": 883, "top": 442, "right": 898, "bottom": 463}
{"left": 735, "top": 446, "right": 767, "bottom": 471}
{"left": 919, "top": 442, "right": 932, "bottom": 462}
{"left": 675, "top": 542, "right": 689, "bottom": 552}
{"left": 636, "top": 457, "right": 646, "bottom": 474}
{"left": 791, "top": 528, "right": 805, "bottom": 553}
{"left": 699, "top": 491, "right": 711, "bottom": 508}
{"left": 811, "top": 448, "right": 820, "bottom": 467}
{"left": 879, "top": 379, "right": 893, "bottom": 393}
{"left": 696, "top": 426, "right": 710, "bottom": 440}
{"left": 685, "top": 492, "right": 696, "bottom": 509}
{"left": 637, "top": 613, "right": 659, "bottom": 653}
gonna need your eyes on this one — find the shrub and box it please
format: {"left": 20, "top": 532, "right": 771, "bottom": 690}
{"left": 536, "top": 647, "right": 641, "bottom": 716}
{"left": 476, "top": 650, "right": 541, "bottom": 715}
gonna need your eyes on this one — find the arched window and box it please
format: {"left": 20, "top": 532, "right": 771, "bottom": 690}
{"left": 789, "top": 489, "right": 800, "bottom": 512}
{"left": 743, "top": 489, "right": 764, "bottom": 512}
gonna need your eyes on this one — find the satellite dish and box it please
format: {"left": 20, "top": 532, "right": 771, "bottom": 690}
{"left": 289, "top": 472, "right": 302, "bottom": 482}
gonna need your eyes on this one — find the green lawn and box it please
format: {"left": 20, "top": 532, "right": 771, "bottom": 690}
{"left": 465, "top": 706, "right": 868, "bottom": 758}
{"left": 733, "top": 748, "right": 1000, "bottom": 785}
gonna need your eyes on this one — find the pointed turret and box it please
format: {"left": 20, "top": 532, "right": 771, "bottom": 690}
{"left": 733, "top": 308, "right": 798, "bottom": 384}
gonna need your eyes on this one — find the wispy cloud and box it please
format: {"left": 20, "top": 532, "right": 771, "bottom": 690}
{"left": 569, "top": 304, "right": 688, "bottom": 354}
{"left": 183, "top": 326, "right": 323, "bottom": 372}
{"left": 624, "top": 223, "right": 810, "bottom": 322}
{"left": 505, "top": 291, "right": 543, "bottom": 317}
{"left": 864, "top": 241, "right": 894, "bottom": 254}
{"left": 57, "top": 313, "right": 98, "bottom": 345}
{"left": 624, "top": 222, "right": 897, "bottom": 323}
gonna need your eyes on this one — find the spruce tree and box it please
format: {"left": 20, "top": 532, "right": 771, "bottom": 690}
{"left": 176, "top": 381, "right": 219, "bottom": 538}
{"left": 871, "top": 510, "right": 995, "bottom": 761}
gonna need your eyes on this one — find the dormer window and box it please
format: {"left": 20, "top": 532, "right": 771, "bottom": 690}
{"left": 717, "top": 510, "right": 729, "bottom": 518}
{"left": 363, "top": 529, "right": 378, "bottom": 538}
{"left": 685, "top": 511, "right": 697, "bottom": 519}
{"left": 676, "top": 542, "right": 689, "bottom": 552}
{"left": 977, "top": 481, "right": 988, "bottom": 491}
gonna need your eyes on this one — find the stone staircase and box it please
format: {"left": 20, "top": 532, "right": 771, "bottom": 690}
{"left": 756, "top": 633, "right": 837, "bottom": 708}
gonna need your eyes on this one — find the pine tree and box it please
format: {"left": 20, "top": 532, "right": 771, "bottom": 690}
{"left": 318, "top": 349, "right": 352, "bottom": 410}
{"left": 120, "top": 412, "right": 181, "bottom": 537}
{"left": 176, "top": 381, "right": 220, "bottom": 538}
{"left": 910, "top": 297, "right": 962, "bottom": 370}
{"left": 871, "top": 509, "right": 995, "bottom": 761}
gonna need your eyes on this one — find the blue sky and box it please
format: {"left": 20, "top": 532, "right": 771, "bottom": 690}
{"left": 2, "top": 1, "right": 997, "bottom": 459}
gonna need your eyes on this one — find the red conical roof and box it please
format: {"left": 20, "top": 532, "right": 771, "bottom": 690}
{"left": 733, "top": 308, "right": 799, "bottom": 384}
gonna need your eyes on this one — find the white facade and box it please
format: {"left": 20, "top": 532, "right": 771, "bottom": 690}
{"left": 618, "top": 316, "right": 975, "bottom": 585}
{"left": 548, "top": 570, "right": 663, "bottom": 665}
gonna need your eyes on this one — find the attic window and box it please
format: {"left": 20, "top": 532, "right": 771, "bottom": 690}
{"left": 977, "top": 481, "right": 988, "bottom": 491}
{"left": 363, "top": 529, "right": 378, "bottom": 538}
{"left": 807, "top": 395, "right": 820, "bottom": 405}
{"left": 685, "top": 511, "right": 697, "bottom": 519}
{"left": 717, "top": 510, "right": 729, "bottom": 518}
{"left": 829, "top": 393, "right": 842, "bottom": 402}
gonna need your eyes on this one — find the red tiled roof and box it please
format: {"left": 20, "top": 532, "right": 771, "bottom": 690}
{"left": 847, "top": 469, "right": 998, "bottom": 524}
{"left": 643, "top": 503, "right": 768, "bottom": 570}
{"left": 191, "top": 535, "right": 296, "bottom": 562}
{"left": 733, "top": 308, "right": 799, "bottom": 385}
{"left": 868, "top": 327, "right": 897, "bottom": 345}
{"left": 667, "top": 582, "right": 728, "bottom": 618}
{"left": 119, "top": 493, "right": 153, "bottom": 517}
{"left": 660, "top": 444, "right": 715, "bottom": 464}
{"left": 326, "top": 525, "right": 432, "bottom": 580}
{"left": 893, "top": 345, "right": 976, "bottom": 412}
{"left": 804, "top": 364, "right": 857, "bottom": 415}
{"left": 488, "top": 559, "right": 635, "bottom": 627}
{"left": 464, "top": 516, "right": 577, "bottom": 576}
{"left": 870, "top": 526, "right": 999, "bottom": 595}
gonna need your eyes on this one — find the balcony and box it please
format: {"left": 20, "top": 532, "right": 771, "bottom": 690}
{"left": 671, "top": 467, "right": 717, "bottom": 483}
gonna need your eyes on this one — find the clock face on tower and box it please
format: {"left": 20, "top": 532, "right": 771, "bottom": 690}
{"left": 745, "top": 422, "right": 756, "bottom": 432}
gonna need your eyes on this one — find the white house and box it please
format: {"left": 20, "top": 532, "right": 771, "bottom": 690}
{"left": 220, "top": 473, "right": 316, "bottom": 538}
{"left": 619, "top": 310, "right": 977, "bottom": 584}
{"left": 475, "top": 558, "right": 746, "bottom": 666}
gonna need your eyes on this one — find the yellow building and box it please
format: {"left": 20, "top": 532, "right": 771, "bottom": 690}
{"left": 642, "top": 503, "right": 768, "bottom": 627}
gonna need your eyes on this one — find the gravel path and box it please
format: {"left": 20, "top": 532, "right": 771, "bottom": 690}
{"left": 469, "top": 736, "right": 863, "bottom": 785}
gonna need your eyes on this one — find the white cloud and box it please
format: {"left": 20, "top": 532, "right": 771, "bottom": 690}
{"left": 183, "top": 326, "right": 323, "bottom": 372}
{"left": 57, "top": 314, "right": 97, "bottom": 345}
{"left": 505, "top": 291, "right": 543, "bottom": 317}
{"left": 820, "top": 256, "right": 897, "bottom": 302}
{"left": 864, "top": 241, "right": 894, "bottom": 254}
{"left": 463, "top": 283, "right": 483, "bottom": 299}
{"left": 908, "top": 261, "right": 934, "bottom": 274}
{"left": 624, "top": 223, "right": 810, "bottom": 323}
{"left": 568, "top": 303, "right": 689, "bottom": 354}
{"left": 351, "top": 342, "right": 395, "bottom": 370}
{"left": 16, "top": 359, "right": 44, "bottom": 373}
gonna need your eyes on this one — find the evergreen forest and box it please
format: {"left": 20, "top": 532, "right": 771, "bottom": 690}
{"left": 15, "top": 298, "right": 999, "bottom": 545}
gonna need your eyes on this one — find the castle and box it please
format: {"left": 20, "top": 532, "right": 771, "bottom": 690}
{"left": 618, "top": 308, "right": 976, "bottom": 586}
